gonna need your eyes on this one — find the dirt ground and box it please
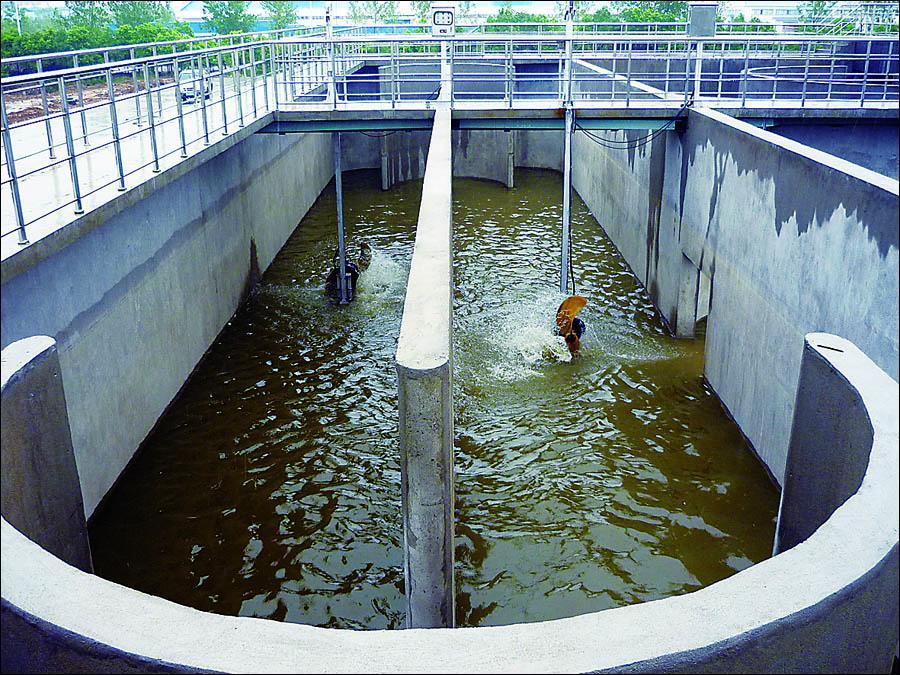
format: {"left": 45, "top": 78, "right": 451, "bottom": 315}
{"left": 5, "top": 75, "right": 175, "bottom": 125}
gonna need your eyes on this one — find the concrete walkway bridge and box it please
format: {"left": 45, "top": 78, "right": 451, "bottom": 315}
{"left": 1, "top": 21, "right": 897, "bottom": 259}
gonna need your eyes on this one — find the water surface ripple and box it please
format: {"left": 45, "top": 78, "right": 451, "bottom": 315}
{"left": 90, "top": 168, "right": 778, "bottom": 630}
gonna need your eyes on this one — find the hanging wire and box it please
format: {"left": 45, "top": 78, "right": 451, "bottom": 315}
{"left": 358, "top": 129, "right": 399, "bottom": 138}
{"left": 563, "top": 97, "right": 693, "bottom": 296}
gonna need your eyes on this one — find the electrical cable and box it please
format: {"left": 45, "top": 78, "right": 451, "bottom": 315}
{"left": 563, "top": 96, "right": 693, "bottom": 297}
{"left": 358, "top": 129, "right": 399, "bottom": 137}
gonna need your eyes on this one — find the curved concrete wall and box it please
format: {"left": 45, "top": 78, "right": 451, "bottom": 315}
{"left": 2, "top": 333, "right": 897, "bottom": 672}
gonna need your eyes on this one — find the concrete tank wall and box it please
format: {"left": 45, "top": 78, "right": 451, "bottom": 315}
{"left": 0, "top": 130, "right": 334, "bottom": 517}
{"left": 2, "top": 332, "right": 896, "bottom": 672}
{"left": 572, "top": 107, "right": 899, "bottom": 484}
{"left": 768, "top": 122, "right": 899, "bottom": 180}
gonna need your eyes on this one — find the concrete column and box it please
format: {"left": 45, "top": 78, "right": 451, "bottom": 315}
{"left": 1, "top": 336, "right": 92, "bottom": 572}
{"left": 396, "top": 106, "right": 454, "bottom": 629}
{"left": 380, "top": 134, "right": 390, "bottom": 191}
{"left": 506, "top": 130, "right": 515, "bottom": 189}
{"left": 675, "top": 252, "right": 700, "bottom": 337}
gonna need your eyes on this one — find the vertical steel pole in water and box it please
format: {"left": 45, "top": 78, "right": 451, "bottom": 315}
{"left": 333, "top": 132, "right": 349, "bottom": 304}
{"left": 560, "top": 1, "right": 575, "bottom": 295}
{"left": 560, "top": 106, "right": 573, "bottom": 295}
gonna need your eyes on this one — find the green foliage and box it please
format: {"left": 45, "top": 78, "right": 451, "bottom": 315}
{"left": 202, "top": 1, "right": 256, "bottom": 34}
{"left": 611, "top": 1, "right": 689, "bottom": 22}
{"left": 581, "top": 5, "right": 619, "bottom": 23}
{"left": 63, "top": 1, "right": 111, "bottom": 28}
{"left": 1, "top": 21, "right": 194, "bottom": 73}
{"left": 799, "top": 1, "right": 835, "bottom": 21}
{"left": 348, "top": 1, "right": 398, "bottom": 24}
{"left": 411, "top": 0, "right": 431, "bottom": 23}
{"left": 486, "top": 6, "right": 559, "bottom": 31}
{"left": 110, "top": 1, "right": 176, "bottom": 28}
{"left": 260, "top": 1, "right": 296, "bottom": 30}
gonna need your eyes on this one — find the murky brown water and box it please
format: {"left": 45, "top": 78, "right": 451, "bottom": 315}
{"left": 89, "top": 168, "right": 778, "bottom": 629}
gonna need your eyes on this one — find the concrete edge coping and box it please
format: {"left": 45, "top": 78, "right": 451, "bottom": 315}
{"left": 0, "top": 112, "right": 276, "bottom": 287}
{"left": 694, "top": 106, "right": 900, "bottom": 196}
{"left": 396, "top": 106, "right": 452, "bottom": 373}
{"left": 1, "top": 331, "right": 897, "bottom": 672}
{"left": 0, "top": 335, "right": 56, "bottom": 391}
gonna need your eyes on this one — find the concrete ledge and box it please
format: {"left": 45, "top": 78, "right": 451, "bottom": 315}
{"left": 395, "top": 106, "right": 455, "bottom": 629}
{"left": 2, "top": 332, "right": 897, "bottom": 672}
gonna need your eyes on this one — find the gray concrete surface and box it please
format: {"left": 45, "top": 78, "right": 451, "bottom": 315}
{"left": 572, "top": 106, "right": 899, "bottom": 484}
{"left": 769, "top": 121, "right": 899, "bottom": 180}
{"left": 1, "top": 336, "right": 92, "bottom": 573}
{"left": 2, "top": 332, "right": 896, "bottom": 672}
{"left": 395, "top": 105, "right": 455, "bottom": 629}
{"left": 1, "top": 129, "right": 333, "bottom": 517}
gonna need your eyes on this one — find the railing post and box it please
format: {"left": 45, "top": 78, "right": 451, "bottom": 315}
{"left": 172, "top": 60, "right": 189, "bottom": 159}
{"left": 73, "top": 54, "right": 88, "bottom": 145}
{"left": 625, "top": 40, "right": 633, "bottom": 106}
{"left": 826, "top": 41, "right": 837, "bottom": 101}
{"left": 58, "top": 77, "right": 84, "bottom": 214}
{"left": 130, "top": 48, "right": 142, "bottom": 126}
{"left": 199, "top": 58, "right": 211, "bottom": 145}
{"left": 801, "top": 43, "right": 811, "bottom": 106}
{"left": 106, "top": 69, "right": 127, "bottom": 190}
{"left": 234, "top": 47, "right": 245, "bottom": 127}
{"left": 859, "top": 39, "right": 872, "bottom": 106}
{"left": 218, "top": 52, "right": 228, "bottom": 135}
{"left": 36, "top": 60, "right": 55, "bottom": 159}
{"left": 250, "top": 45, "right": 258, "bottom": 117}
{"left": 693, "top": 40, "right": 704, "bottom": 100}
{"left": 270, "top": 43, "right": 279, "bottom": 107}
{"left": 143, "top": 64, "right": 161, "bottom": 173}
{"left": 0, "top": 87, "right": 29, "bottom": 244}
{"left": 741, "top": 39, "right": 750, "bottom": 106}
{"left": 152, "top": 46, "right": 162, "bottom": 116}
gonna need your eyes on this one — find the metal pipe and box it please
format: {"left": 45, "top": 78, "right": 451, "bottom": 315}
{"left": 173, "top": 59, "right": 189, "bottom": 158}
{"left": 560, "top": 107, "right": 573, "bottom": 294}
{"left": 333, "top": 131, "right": 350, "bottom": 304}
{"left": 235, "top": 47, "right": 245, "bottom": 127}
{"left": 218, "top": 52, "right": 228, "bottom": 135}
{"left": 37, "top": 60, "right": 55, "bottom": 159}
{"left": 143, "top": 64, "right": 160, "bottom": 173}
{"left": 59, "top": 77, "right": 84, "bottom": 214}
{"left": 0, "top": 87, "right": 29, "bottom": 244}
{"left": 131, "top": 48, "right": 142, "bottom": 126}
{"left": 106, "top": 69, "right": 127, "bottom": 190}
{"left": 199, "top": 59, "right": 210, "bottom": 144}
{"left": 74, "top": 53, "right": 88, "bottom": 145}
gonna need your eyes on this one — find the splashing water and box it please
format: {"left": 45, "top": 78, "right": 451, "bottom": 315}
{"left": 90, "top": 169, "right": 779, "bottom": 632}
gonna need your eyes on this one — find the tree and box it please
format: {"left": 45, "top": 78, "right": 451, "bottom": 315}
{"left": 261, "top": 1, "right": 296, "bottom": 29}
{"left": 554, "top": 1, "right": 595, "bottom": 20}
{"left": 110, "top": 1, "right": 175, "bottom": 28}
{"left": 202, "top": 1, "right": 256, "bottom": 34}
{"left": 582, "top": 5, "right": 618, "bottom": 23}
{"left": 63, "top": 1, "right": 111, "bottom": 28}
{"left": 799, "top": 1, "right": 836, "bottom": 21}
{"left": 611, "top": 1, "right": 689, "bottom": 22}
{"left": 411, "top": 1, "right": 430, "bottom": 23}
{"left": 348, "top": 1, "right": 398, "bottom": 25}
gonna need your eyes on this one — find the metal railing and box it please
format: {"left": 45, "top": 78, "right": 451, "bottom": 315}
{"left": 2, "top": 30, "right": 898, "bottom": 251}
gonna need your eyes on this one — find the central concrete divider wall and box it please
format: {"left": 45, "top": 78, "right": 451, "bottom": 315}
{"left": 0, "top": 130, "right": 334, "bottom": 517}
{"left": 572, "top": 107, "right": 899, "bottom": 483}
{"left": 395, "top": 106, "right": 455, "bottom": 629}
